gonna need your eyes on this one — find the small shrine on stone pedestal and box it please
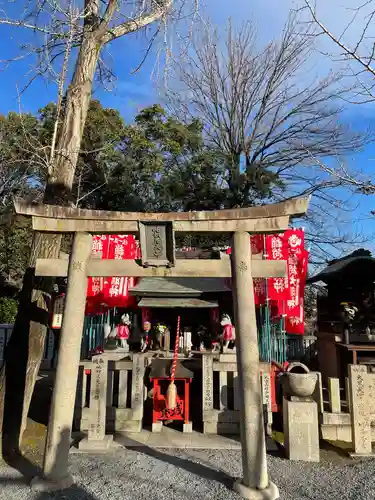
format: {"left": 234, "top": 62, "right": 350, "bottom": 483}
{"left": 309, "top": 249, "right": 375, "bottom": 383}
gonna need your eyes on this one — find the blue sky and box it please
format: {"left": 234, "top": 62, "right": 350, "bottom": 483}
{"left": 1, "top": 0, "right": 375, "bottom": 257}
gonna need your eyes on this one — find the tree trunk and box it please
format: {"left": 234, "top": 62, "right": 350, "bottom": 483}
{"left": 0, "top": 34, "right": 102, "bottom": 455}
{"left": 44, "top": 36, "right": 101, "bottom": 204}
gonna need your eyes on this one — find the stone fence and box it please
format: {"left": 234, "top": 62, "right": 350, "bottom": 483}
{"left": 73, "top": 352, "right": 275, "bottom": 449}
{"left": 202, "top": 353, "right": 273, "bottom": 435}
{"left": 74, "top": 353, "right": 146, "bottom": 444}
{"left": 71, "top": 352, "right": 375, "bottom": 461}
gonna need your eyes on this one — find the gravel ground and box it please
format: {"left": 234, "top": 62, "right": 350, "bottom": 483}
{"left": 0, "top": 448, "right": 375, "bottom": 500}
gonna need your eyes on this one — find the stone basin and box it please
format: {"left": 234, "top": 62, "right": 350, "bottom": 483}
{"left": 282, "top": 371, "right": 317, "bottom": 398}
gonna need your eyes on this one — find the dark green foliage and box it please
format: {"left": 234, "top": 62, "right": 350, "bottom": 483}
{"left": 0, "top": 297, "right": 18, "bottom": 324}
{"left": 0, "top": 100, "right": 283, "bottom": 289}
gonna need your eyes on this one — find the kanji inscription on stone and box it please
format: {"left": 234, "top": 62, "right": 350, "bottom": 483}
{"left": 138, "top": 221, "right": 175, "bottom": 267}
{"left": 131, "top": 354, "right": 145, "bottom": 420}
{"left": 88, "top": 356, "right": 108, "bottom": 441}
{"left": 202, "top": 355, "right": 214, "bottom": 411}
{"left": 349, "top": 364, "right": 372, "bottom": 455}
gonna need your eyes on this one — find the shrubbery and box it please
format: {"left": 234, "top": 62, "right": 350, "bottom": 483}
{"left": 0, "top": 297, "right": 18, "bottom": 324}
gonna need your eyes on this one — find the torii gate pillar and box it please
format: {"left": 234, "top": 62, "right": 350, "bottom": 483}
{"left": 31, "top": 232, "right": 93, "bottom": 492}
{"left": 231, "top": 232, "right": 278, "bottom": 500}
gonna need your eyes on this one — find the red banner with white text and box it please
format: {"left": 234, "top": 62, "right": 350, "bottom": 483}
{"left": 226, "top": 228, "right": 308, "bottom": 334}
{"left": 86, "top": 235, "right": 138, "bottom": 313}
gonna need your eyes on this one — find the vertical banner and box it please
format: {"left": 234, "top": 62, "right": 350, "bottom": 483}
{"left": 284, "top": 230, "right": 307, "bottom": 335}
{"left": 265, "top": 233, "right": 288, "bottom": 301}
{"left": 250, "top": 234, "right": 264, "bottom": 255}
{"left": 86, "top": 235, "right": 138, "bottom": 311}
{"left": 253, "top": 278, "right": 266, "bottom": 305}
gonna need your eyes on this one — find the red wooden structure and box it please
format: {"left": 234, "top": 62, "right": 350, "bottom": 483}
{"left": 151, "top": 377, "right": 192, "bottom": 424}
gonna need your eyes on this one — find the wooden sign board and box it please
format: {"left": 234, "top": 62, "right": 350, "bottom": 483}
{"left": 138, "top": 221, "right": 176, "bottom": 268}
{"left": 51, "top": 294, "right": 65, "bottom": 329}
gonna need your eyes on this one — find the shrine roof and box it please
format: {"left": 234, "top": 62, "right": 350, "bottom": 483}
{"left": 129, "top": 277, "right": 230, "bottom": 297}
{"left": 308, "top": 249, "right": 375, "bottom": 284}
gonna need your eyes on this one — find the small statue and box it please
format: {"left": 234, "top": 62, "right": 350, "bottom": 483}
{"left": 117, "top": 313, "right": 131, "bottom": 351}
{"left": 141, "top": 321, "right": 151, "bottom": 352}
{"left": 183, "top": 327, "right": 192, "bottom": 355}
{"left": 104, "top": 323, "right": 111, "bottom": 341}
{"left": 220, "top": 314, "right": 236, "bottom": 352}
{"left": 164, "top": 326, "right": 171, "bottom": 352}
{"left": 196, "top": 325, "right": 208, "bottom": 351}
{"left": 105, "top": 325, "right": 119, "bottom": 350}
{"left": 152, "top": 323, "right": 166, "bottom": 351}
{"left": 340, "top": 302, "right": 358, "bottom": 344}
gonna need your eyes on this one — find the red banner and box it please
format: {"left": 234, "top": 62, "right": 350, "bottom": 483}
{"left": 284, "top": 233, "right": 307, "bottom": 334}
{"left": 253, "top": 278, "right": 266, "bottom": 305}
{"left": 265, "top": 233, "right": 289, "bottom": 301}
{"left": 251, "top": 234, "right": 264, "bottom": 255}
{"left": 285, "top": 302, "right": 304, "bottom": 334}
{"left": 86, "top": 235, "right": 138, "bottom": 313}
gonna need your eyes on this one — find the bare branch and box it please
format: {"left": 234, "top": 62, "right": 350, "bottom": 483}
{"left": 102, "top": 0, "right": 173, "bottom": 43}
{"left": 303, "top": 0, "right": 375, "bottom": 77}
{"left": 167, "top": 11, "right": 370, "bottom": 262}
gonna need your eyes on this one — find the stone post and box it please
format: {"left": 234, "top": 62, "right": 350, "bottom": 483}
{"left": 349, "top": 364, "right": 373, "bottom": 457}
{"left": 230, "top": 232, "right": 279, "bottom": 500}
{"left": 32, "top": 232, "right": 92, "bottom": 492}
{"left": 283, "top": 398, "right": 319, "bottom": 462}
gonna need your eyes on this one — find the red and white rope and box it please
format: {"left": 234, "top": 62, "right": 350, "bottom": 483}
{"left": 170, "top": 315, "right": 180, "bottom": 382}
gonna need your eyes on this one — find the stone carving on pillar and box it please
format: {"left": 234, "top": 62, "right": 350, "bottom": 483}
{"left": 121, "top": 354, "right": 145, "bottom": 432}
{"left": 79, "top": 356, "right": 113, "bottom": 451}
{"left": 202, "top": 354, "right": 215, "bottom": 434}
{"left": 349, "top": 364, "right": 374, "bottom": 457}
{"left": 261, "top": 373, "right": 273, "bottom": 436}
{"left": 138, "top": 221, "right": 175, "bottom": 267}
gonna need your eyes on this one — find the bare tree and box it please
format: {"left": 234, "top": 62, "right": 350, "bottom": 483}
{"left": 167, "top": 12, "right": 371, "bottom": 263}
{"left": 0, "top": 0, "right": 195, "bottom": 453}
{"left": 296, "top": 1, "right": 375, "bottom": 200}
{"left": 302, "top": 1, "right": 375, "bottom": 102}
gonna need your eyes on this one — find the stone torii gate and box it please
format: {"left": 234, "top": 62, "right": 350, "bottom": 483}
{"left": 15, "top": 196, "right": 310, "bottom": 499}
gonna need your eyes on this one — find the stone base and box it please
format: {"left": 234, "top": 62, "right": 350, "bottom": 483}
{"left": 204, "top": 421, "right": 240, "bottom": 435}
{"left": 183, "top": 422, "right": 193, "bottom": 433}
{"left": 78, "top": 435, "right": 113, "bottom": 451}
{"left": 117, "top": 420, "right": 142, "bottom": 433}
{"left": 219, "top": 353, "right": 237, "bottom": 362}
{"left": 31, "top": 474, "right": 74, "bottom": 492}
{"left": 233, "top": 480, "right": 279, "bottom": 500}
{"left": 349, "top": 452, "right": 375, "bottom": 459}
{"left": 152, "top": 422, "right": 163, "bottom": 433}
